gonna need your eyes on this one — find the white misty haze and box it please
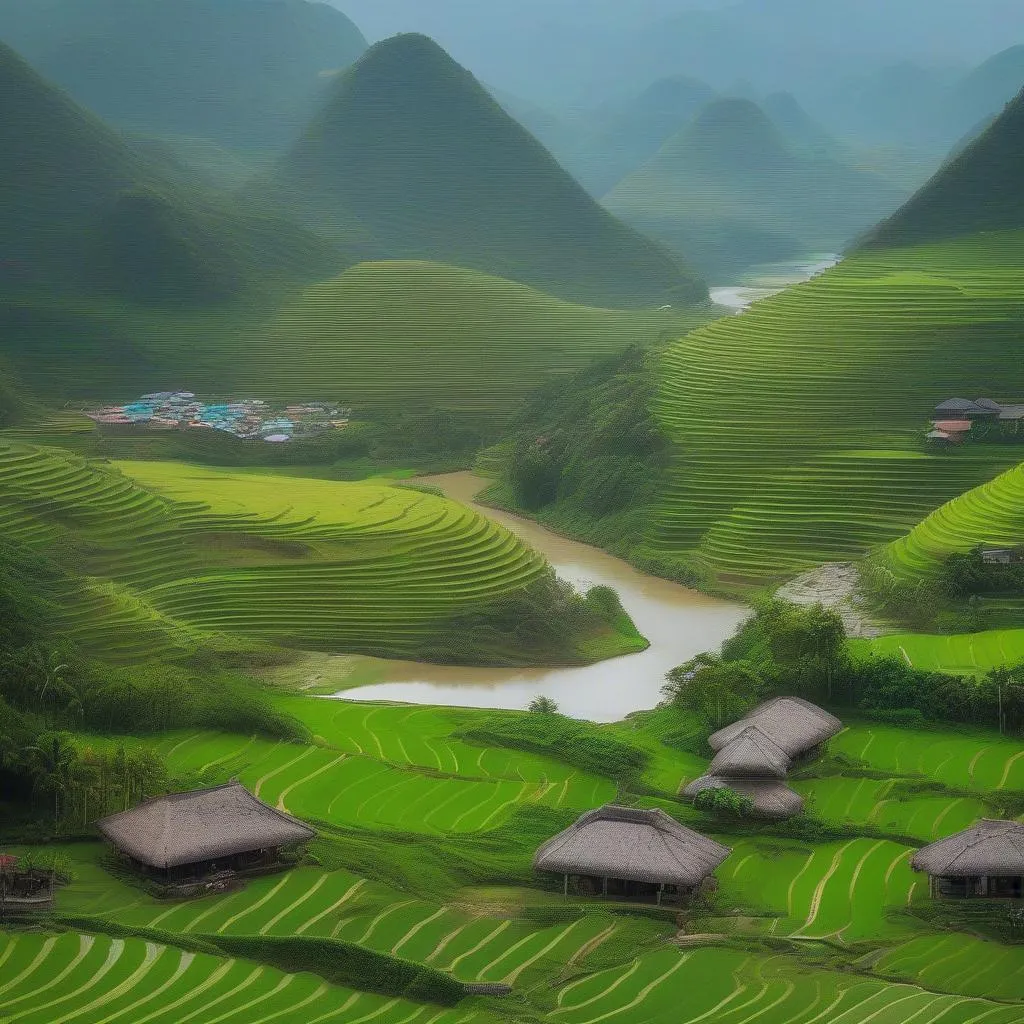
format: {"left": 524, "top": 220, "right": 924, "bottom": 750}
{"left": 331, "top": 0, "right": 1024, "bottom": 107}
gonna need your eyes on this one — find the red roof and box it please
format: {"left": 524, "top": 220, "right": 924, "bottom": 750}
{"left": 933, "top": 420, "right": 973, "bottom": 432}
{"left": 0, "top": 855, "right": 18, "bottom": 870}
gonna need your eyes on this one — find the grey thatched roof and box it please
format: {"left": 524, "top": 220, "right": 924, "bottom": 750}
{"left": 708, "top": 697, "right": 842, "bottom": 757}
{"left": 97, "top": 782, "right": 315, "bottom": 869}
{"left": 533, "top": 805, "right": 730, "bottom": 887}
{"left": 911, "top": 820, "right": 1024, "bottom": 877}
{"left": 935, "top": 398, "right": 984, "bottom": 415}
{"left": 975, "top": 398, "right": 1002, "bottom": 412}
{"left": 709, "top": 726, "right": 791, "bottom": 779}
{"left": 681, "top": 775, "right": 805, "bottom": 819}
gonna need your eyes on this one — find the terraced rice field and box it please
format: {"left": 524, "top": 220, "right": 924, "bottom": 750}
{"left": 0, "top": 444, "right": 555, "bottom": 661}
{"left": 832, "top": 721, "right": 1024, "bottom": 792}
{"left": 149, "top": 701, "right": 619, "bottom": 834}
{"left": 865, "top": 628, "right": 1024, "bottom": 674}
{"left": 0, "top": 931, "right": 493, "bottom": 1024}
{"left": 549, "top": 945, "right": 1023, "bottom": 1024}
{"left": 874, "top": 463, "right": 1024, "bottom": 583}
{"left": 6, "top": 702, "right": 1024, "bottom": 1022}
{"left": 649, "top": 231, "right": 1024, "bottom": 585}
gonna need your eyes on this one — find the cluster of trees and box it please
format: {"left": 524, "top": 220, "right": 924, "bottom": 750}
{"left": 939, "top": 547, "right": 1024, "bottom": 599}
{"left": 1, "top": 719, "right": 165, "bottom": 830}
{"left": 421, "top": 571, "right": 637, "bottom": 666}
{"left": 664, "top": 600, "right": 1024, "bottom": 737}
{"left": 502, "top": 346, "right": 670, "bottom": 527}
{"left": 692, "top": 787, "right": 755, "bottom": 819}
{"left": 0, "top": 541, "right": 306, "bottom": 831}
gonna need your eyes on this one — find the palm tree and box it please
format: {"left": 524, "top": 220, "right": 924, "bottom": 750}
{"left": 26, "top": 732, "right": 79, "bottom": 830}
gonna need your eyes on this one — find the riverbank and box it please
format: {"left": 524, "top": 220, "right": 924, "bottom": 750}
{"left": 333, "top": 473, "right": 746, "bottom": 721}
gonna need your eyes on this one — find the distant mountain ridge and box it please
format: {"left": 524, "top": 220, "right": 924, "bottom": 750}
{"left": 862, "top": 84, "right": 1024, "bottom": 249}
{"left": 266, "top": 33, "right": 705, "bottom": 308}
{"left": 605, "top": 97, "right": 904, "bottom": 279}
{"left": 0, "top": 0, "right": 368, "bottom": 151}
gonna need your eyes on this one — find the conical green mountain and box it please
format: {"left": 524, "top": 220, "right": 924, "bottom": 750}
{"left": 863, "top": 85, "right": 1024, "bottom": 249}
{"left": 605, "top": 98, "right": 905, "bottom": 279}
{"left": 0, "top": 40, "right": 336, "bottom": 306}
{"left": 267, "top": 33, "right": 705, "bottom": 309}
{"left": 565, "top": 75, "right": 719, "bottom": 195}
{"left": 0, "top": 0, "right": 367, "bottom": 151}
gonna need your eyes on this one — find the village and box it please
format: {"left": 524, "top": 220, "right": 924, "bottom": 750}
{"left": 926, "top": 396, "right": 1024, "bottom": 445}
{"left": 4, "top": 694, "right": 1020, "bottom": 933}
{"left": 85, "top": 392, "right": 351, "bottom": 443}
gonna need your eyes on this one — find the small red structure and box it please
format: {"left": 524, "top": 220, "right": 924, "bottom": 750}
{"left": 0, "top": 855, "right": 17, "bottom": 871}
{"left": 933, "top": 420, "right": 973, "bottom": 433}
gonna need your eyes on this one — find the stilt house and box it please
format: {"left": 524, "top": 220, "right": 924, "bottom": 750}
{"left": 912, "top": 819, "right": 1024, "bottom": 899}
{"left": 533, "top": 804, "right": 730, "bottom": 904}
{"left": 97, "top": 781, "right": 315, "bottom": 881}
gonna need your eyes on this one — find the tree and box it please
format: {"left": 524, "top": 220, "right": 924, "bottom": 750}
{"left": 759, "top": 602, "right": 848, "bottom": 700}
{"left": 528, "top": 695, "right": 559, "bottom": 714}
{"left": 25, "top": 732, "right": 80, "bottom": 829}
{"left": 693, "top": 786, "right": 755, "bottom": 818}
{"left": 663, "top": 653, "right": 767, "bottom": 731}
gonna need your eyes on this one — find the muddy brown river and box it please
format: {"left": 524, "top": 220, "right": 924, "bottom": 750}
{"left": 337, "top": 473, "right": 746, "bottom": 722}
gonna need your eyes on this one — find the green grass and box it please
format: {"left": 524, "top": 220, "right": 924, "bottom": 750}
{"left": 647, "top": 230, "right": 1024, "bottom": 588}
{"left": 0, "top": 445, "right": 594, "bottom": 663}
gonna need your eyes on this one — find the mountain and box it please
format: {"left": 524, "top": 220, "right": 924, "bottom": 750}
{"left": 863, "top": 86, "right": 1024, "bottom": 249}
{"left": 266, "top": 33, "right": 704, "bottom": 308}
{"left": 942, "top": 45, "right": 1024, "bottom": 140}
{"left": 762, "top": 92, "right": 847, "bottom": 160}
{"left": 604, "top": 98, "right": 905, "bottom": 280}
{"left": 0, "top": 0, "right": 368, "bottom": 152}
{"left": 0, "top": 40, "right": 337, "bottom": 308}
{"left": 564, "top": 76, "right": 719, "bottom": 195}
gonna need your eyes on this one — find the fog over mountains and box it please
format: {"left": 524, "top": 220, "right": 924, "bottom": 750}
{"left": 336, "top": 0, "right": 1024, "bottom": 109}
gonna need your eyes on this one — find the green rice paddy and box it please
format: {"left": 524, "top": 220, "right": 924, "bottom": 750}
{"left": 7, "top": 700, "right": 1021, "bottom": 1023}
{"left": 0, "top": 445, "right": 576, "bottom": 662}
{"left": 649, "top": 231, "right": 1024, "bottom": 587}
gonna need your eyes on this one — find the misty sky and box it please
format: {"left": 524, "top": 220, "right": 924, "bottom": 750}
{"left": 334, "top": 0, "right": 1024, "bottom": 106}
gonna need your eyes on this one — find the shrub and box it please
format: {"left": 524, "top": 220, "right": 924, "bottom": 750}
{"left": 693, "top": 787, "right": 755, "bottom": 818}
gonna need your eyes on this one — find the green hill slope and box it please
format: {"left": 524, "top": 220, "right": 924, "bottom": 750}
{"left": 0, "top": 444, "right": 642, "bottom": 664}
{"left": 265, "top": 33, "right": 704, "bottom": 309}
{"left": 645, "top": 230, "right": 1024, "bottom": 588}
{"left": 605, "top": 98, "right": 905, "bottom": 280}
{"left": 224, "top": 261, "right": 700, "bottom": 413}
{"left": 0, "top": 39, "right": 339, "bottom": 307}
{"left": 0, "top": 0, "right": 367, "bottom": 152}
{"left": 864, "top": 84, "right": 1024, "bottom": 249}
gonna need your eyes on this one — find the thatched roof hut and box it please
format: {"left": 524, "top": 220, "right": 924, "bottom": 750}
{"left": 708, "top": 697, "right": 842, "bottom": 757}
{"left": 533, "top": 805, "right": 730, "bottom": 890}
{"left": 709, "top": 726, "right": 791, "bottom": 779}
{"left": 681, "top": 775, "right": 804, "bottom": 820}
{"left": 97, "top": 781, "right": 315, "bottom": 873}
{"left": 912, "top": 820, "right": 1024, "bottom": 878}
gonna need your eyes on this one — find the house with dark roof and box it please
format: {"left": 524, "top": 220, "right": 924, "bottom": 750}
{"left": 934, "top": 398, "right": 989, "bottom": 417}
{"left": 682, "top": 698, "right": 842, "bottom": 822}
{"left": 912, "top": 820, "right": 1024, "bottom": 899}
{"left": 708, "top": 725, "right": 791, "bottom": 779}
{"left": 96, "top": 781, "right": 315, "bottom": 881}
{"left": 533, "top": 805, "right": 730, "bottom": 904}
{"left": 708, "top": 697, "right": 842, "bottom": 759}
